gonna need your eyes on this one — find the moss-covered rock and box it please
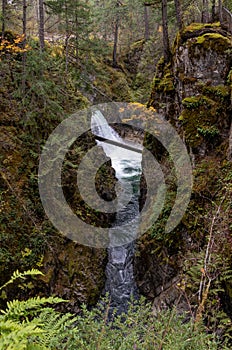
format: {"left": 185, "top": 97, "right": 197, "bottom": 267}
{"left": 194, "top": 32, "right": 231, "bottom": 51}
{"left": 0, "top": 39, "right": 118, "bottom": 311}
{"left": 40, "top": 238, "right": 107, "bottom": 312}
{"left": 122, "top": 39, "right": 145, "bottom": 75}
{"left": 148, "top": 59, "right": 175, "bottom": 118}
{"left": 179, "top": 93, "right": 229, "bottom": 150}
{"left": 148, "top": 22, "right": 232, "bottom": 156}
{"left": 83, "top": 55, "right": 133, "bottom": 103}
{"left": 138, "top": 23, "right": 232, "bottom": 322}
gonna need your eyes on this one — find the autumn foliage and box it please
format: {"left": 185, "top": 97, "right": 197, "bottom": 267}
{"left": 0, "top": 31, "right": 29, "bottom": 56}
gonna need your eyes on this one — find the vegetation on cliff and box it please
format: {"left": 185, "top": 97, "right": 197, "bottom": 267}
{"left": 139, "top": 19, "right": 232, "bottom": 346}
{"left": 1, "top": 0, "right": 232, "bottom": 348}
{"left": 0, "top": 270, "right": 222, "bottom": 350}
{"left": 0, "top": 34, "right": 117, "bottom": 312}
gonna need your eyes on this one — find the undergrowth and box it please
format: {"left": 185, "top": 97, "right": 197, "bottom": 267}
{"left": 0, "top": 269, "right": 222, "bottom": 350}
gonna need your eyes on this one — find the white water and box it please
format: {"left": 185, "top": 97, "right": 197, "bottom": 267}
{"left": 91, "top": 110, "right": 142, "bottom": 179}
{"left": 91, "top": 110, "right": 143, "bottom": 313}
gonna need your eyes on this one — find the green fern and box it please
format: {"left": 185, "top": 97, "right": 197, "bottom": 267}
{"left": 0, "top": 269, "right": 44, "bottom": 291}
{"left": 0, "top": 269, "right": 223, "bottom": 350}
{"left": 2, "top": 296, "right": 66, "bottom": 320}
{"left": 0, "top": 270, "right": 77, "bottom": 350}
{"left": 0, "top": 319, "right": 45, "bottom": 350}
{"left": 0, "top": 299, "right": 78, "bottom": 350}
{"left": 29, "top": 309, "right": 80, "bottom": 349}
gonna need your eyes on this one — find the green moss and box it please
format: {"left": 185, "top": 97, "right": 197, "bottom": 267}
{"left": 197, "top": 125, "right": 220, "bottom": 138}
{"left": 173, "top": 22, "right": 221, "bottom": 51}
{"left": 110, "top": 70, "right": 133, "bottom": 101}
{"left": 151, "top": 64, "right": 175, "bottom": 94}
{"left": 181, "top": 158, "right": 232, "bottom": 243}
{"left": 227, "top": 68, "right": 232, "bottom": 85}
{"left": 200, "top": 85, "right": 230, "bottom": 103}
{"left": 179, "top": 95, "right": 221, "bottom": 147}
{"left": 183, "top": 22, "right": 220, "bottom": 34}
{"left": 182, "top": 95, "right": 215, "bottom": 110}
{"left": 156, "top": 56, "right": 165, "bottom": 69}
{"left": 193, "top": 33, "right": 232, "bottom": 53}
{"left": 130, "top": 39, "right": 145, "bottom": 51}
{"left": 89, "top": 55, "right": 133, "bottom": 102}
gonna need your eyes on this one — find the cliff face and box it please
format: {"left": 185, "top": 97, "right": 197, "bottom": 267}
{"left": 0, "top": 113, "right": 114, "bottom": 313}
{"left": 0, "top": 42, "right": 117, "bottom": 312}
{"left": 148, "top": 23, "right": 232, "bottom": 158}
{"left": 150, "top": 22, "right": 232, "bottom": 195}
{"left": 136, "top": 23, "right": 232, "bottom": 315}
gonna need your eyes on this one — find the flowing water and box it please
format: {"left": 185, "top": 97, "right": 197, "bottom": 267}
{"left": 91, "top": 110, "right": 143, "bottom": 314}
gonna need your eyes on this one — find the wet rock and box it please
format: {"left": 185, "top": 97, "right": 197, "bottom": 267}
{"left": 136, "top": 23, "right": 232, "bottom": 313}
{"left": 40, "top": 238, "right": 107, "bottom": 313}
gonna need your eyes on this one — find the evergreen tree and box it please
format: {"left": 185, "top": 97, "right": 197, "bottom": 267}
{"left": 161, "top": 0, "right": 171, "bottom": 62}
{"left": 202, "top": 0, "right": 210, "bottom": 23}
{"left": 38, "top": 0, "right": 45, "bottom": 50}
{"left": 46, "top": 0, "right": 92, "bottom": 69}
{"left": 1, "top": 0, "right": 7, "bottom": 38}
{"left": 174, "top": 0, "right": 183, "bottom": 30}
{"left": 144, "top": 3, "right": 150, "bottom": 40}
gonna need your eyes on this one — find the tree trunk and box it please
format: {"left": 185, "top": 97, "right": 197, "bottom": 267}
{"left": 112, "top": 2, "right": 120, "bottom": 68}
{"left": 22, "top": 0, "right": 27, "bottom": 95}
{"left": 38, "top": 0, "right": 45, "bottom": 51}
{"left": 144, "top": 5, "right": 150, "bottom": 41}
{"left": 202, "top": 0, "right": 209, "bottom": 23}
{"left": 162, "top": 0, "right": 171, "bottom": 63}
{"left": 75, "top": 9, "right": 79, "bottom": 63}
{"left": 23, "top": 0, "right": 27, "bottom": 36}
{"left": 64, "top": 0, "right": 69, "bottom": 74}
{"left": 174, "top": 0, "right": 183, "bottom": 31}
{"left": 113, "top": 17, "right": 119, "bottom": 67}
{"left": 1, "top": 0, "right": 7, "bottom": 39}
{"left": 218, "top": 0, "right": 223, "bottom": 23}
{"left": 211, "top": 0, "right": 216, "bottom": 22}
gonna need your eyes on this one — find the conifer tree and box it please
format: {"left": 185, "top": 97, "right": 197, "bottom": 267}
{"left": 39, "top": 0, "right": 45, "bottom": 50}
{"left": 1, "top": 0, "right": 7, "bottom": 38}
{"left": 46, "top": 0, "right": 91, "bottom": 69}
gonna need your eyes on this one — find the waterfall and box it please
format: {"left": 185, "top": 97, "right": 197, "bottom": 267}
{"left": 91, "top": 110, "right": 142, "bottom": 314}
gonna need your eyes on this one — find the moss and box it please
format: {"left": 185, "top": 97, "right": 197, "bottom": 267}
{"left": 148, "top": 55, "right": 177, "bottom": 111}
{"left": 88, "top": 55, "right": 133, "bottom": 102}
{"left": 199, "top": 84, "right": 230, "bottom": 102}
{"left": 179, "top": 95, "right": 221, "bottom": 147}
{"left": 182, "top": 95, "right": 215, "bottom": 110}
{"left": 227, "top": 67, "right": 232, "bottom": 96}
{"left": 193, "top": 33, "right": 232, "bottom": 53}
{"left": 172, "top": 22, "right": 222, "bottom": 51}
{"left": 110, "top": 70, "right": 133, "bottom": 101}
{"left": 179, "top": 80, "right": 231, "bottom": 147}
{"left": 183, "top": 22, "right": 220, "bottom": 34}
{"left": 151, "top": 64, "right": 175, "bottom": 94}
{"left": 197, "top": 125, "right": 220, "bottom": 138}
{"left": 156, "top": 56, "right": 165, "bottom": 69}
{"left": 181, "top": 158, "right": 232, "bottom": 244}
{"left": 181, "top": 76, "right": 198, "bottom": 84}
{"left": 130, "top": 39, "right": 145, "bottom": 51}
{"left": 41, "top": 239, "right": 107, "bottom": 309}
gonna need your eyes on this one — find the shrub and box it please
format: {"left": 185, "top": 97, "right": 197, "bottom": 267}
{"left": 0, "top": 269, "right": 221, "bottom": 350}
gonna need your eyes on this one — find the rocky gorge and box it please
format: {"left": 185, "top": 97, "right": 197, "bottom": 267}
{"left": 136, "top": 21, "right": 232, "bottom": 316}
{"left": 1, "top": 16, "right": 232, "bottom": 337}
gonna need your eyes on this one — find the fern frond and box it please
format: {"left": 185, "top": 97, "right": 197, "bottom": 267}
{"left": 0, "top": 319, "right": 22, "bottom": 332}
{"left": 30, "top": 309, "right": 79, "bottom": 348}
{"left": 2, "top": 296, "right": 66, "bottom": 320}
{"left": 0, "top": 322, "right": 45, "bottom": 350}
{"left": 0, "top": 269, "right": 44, "bottom": 291}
